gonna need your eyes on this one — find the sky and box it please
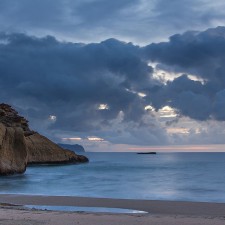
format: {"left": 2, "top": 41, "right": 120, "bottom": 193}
{"left": 1, "top": 0, "right": 225, "bottom": 151}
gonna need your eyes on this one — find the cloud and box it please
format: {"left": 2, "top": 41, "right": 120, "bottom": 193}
{"left": 1, "top": 27, "right": 225, "bottom": 146}
{"left": 151, "top": 0, "right": 224, "bottom": 30}
{"left": 0, "top": 0, "right": 141, "bottom": 43}
{"left": 213, "top": 89, "right": 225, "bottom": 120}
{"left": 145, "top": 26, "right": 225, "bottom": 80}
{"left": 73, "top": 0, "right": 139, "bottom": 24}
{"left": 168, "top": 117, "right": 225, "bottom": 145}
{"left": 144, "top": 26, "right": 225, "bottom": 122}
{"left": 0, "top": 32, "right": 169, "bottom": 146}
{"left": 1, "top": 0, "right": 225, "bottom": 44}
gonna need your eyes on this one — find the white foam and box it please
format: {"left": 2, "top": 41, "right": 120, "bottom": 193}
{"left": 25, "top": 205, "right": 148, "bottom": 214}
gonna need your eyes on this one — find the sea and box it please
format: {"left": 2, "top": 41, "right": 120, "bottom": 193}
{"left": 1, "top": 152, "right": 225, "bottom": 203}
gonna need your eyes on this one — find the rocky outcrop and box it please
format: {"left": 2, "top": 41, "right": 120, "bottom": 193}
{"left": 26, "top": 133, "right": 88, "bottom": 164}
{"left": 0, "top": 103, "right": 34, "bottom": 137}
{"left": 0, "top": 123, "right": 27, "bottom": 175}
{"left": 0, "top": 103, "right": 88, "bottom": 175}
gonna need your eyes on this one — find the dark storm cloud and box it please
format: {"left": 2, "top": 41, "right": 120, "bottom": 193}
{"left": 2, "top": 26, "right": 225, "bottom": 145}
{"left": 145, "top": 26, "right": 225, "bottom": 80}
{"left": 144, "top": 26, "right": 225, "bottom": 121}
{"left": 0, "top": 32, "right": 163, "bottom": 144}
{"left": 147, "top": 75, "right": 211, "bottom": 120}
{"left": 213, "top": 90, "right": 225, "bottom": 120}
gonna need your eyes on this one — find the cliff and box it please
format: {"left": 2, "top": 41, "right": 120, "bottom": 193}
{"left": 0, "top": 103, "right": 88, "bottom": 175}
{"left": 58, "top": 143, "right": 85, "bottom": 153}
{"left": 27, "top": 134, "right": 87, "bottom": 164}
{"left": 0, "top": 123, "right": 27, "bottom": 175}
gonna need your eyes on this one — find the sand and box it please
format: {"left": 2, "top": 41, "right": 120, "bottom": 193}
{"left": 0, "top": 194, "right": 225, "bottom": 225}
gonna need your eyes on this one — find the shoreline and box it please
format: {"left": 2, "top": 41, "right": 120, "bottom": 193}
{"left": 0, "top": 194, "right": 225, "bottom": 225}
{"left": 0, "top": 194, "right": 225, "bottom": 215}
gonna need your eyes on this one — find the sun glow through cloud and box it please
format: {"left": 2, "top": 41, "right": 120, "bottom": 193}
{"left": 98, "top": 104, "right": 109, "bottom": 110}
{"left": 138, "top": 92, "right": 146, "bottom": 97}
{"left": 159, "top": 106, "right": 177, "bottom": 118}
{"left": 62, "top": 137, "right": 82, "bottom": 141}
{"left": 149, "top": 62, "right": 205, "bottom": 84}
{"left": 167, "top": 128, "right": 190, "bottom": 134}
{"left": 87, "top": 136, "right": 105, "bottom": 142}
{"left": 61, "top": 136, "right": 105, "bottom": 142}
{"left": 49, "top": 115, "right": 57, "bottom": 122}
{"left": 145, "top": 105, "right": 154, "bottom": 111}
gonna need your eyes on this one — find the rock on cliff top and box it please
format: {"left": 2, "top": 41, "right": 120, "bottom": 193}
{"left": 0, "top": 103, "right": 34, "bottom": 136}
{"left": 0, "top": 103, "right": 88, "bottom": 175}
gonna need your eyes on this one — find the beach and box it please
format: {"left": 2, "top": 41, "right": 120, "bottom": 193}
{"left": 0, "top": 194, "right": 225, "bottom": 225}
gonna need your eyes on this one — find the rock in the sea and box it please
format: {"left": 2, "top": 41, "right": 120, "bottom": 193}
{"left": 0, "top": 103, "right": 88, "bottom": 175}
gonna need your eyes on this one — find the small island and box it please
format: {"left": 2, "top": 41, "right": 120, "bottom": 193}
{"left": 137, "top": 152, "right": 156, "bottom": 154}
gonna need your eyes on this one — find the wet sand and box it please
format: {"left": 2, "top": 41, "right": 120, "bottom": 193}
{"left": 0, "top": 194, "right": 225, "bottom": 225}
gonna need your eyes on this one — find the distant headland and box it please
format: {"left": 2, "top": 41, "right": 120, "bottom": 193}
{"left": 58, "top": 143, "right": 85, "bottom": 154}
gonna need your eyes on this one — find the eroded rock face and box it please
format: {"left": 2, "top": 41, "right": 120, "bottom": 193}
{"left": 0, "top": 103, "right": 88, "bottom": 175}
{"left": 0, "top": 123, "right": 27, "bottom": 175}
{"left": 0, "top": 103, "right": 34, "bottom": 137}
{"left": 26, "top": 133, "right": 88, "bottom": 164}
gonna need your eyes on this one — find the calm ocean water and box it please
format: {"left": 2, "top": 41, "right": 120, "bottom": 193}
{"left": 0, "top": 152, "right": 225, "bottom": 203}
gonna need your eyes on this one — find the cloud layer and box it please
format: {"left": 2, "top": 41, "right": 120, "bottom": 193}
{"left": 144, "top": 26, "right": 225, "bottom": 121}
{"left": 0, "top": 32, "right": 166, "bottom": 145}
{"left": 1, "top": 26, "right": 225, "bottom": 147}
{"left": 1, "top": 0, "right": 225, "bottom": 44}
